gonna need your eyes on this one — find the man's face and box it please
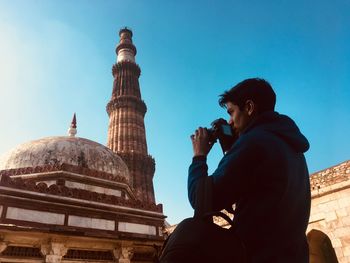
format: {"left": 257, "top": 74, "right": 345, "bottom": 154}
{"left": 226, "top": 101, "right": 252, "bottom": 136}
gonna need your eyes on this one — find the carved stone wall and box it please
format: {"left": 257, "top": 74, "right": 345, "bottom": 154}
{"left": 0, "top": 173, "right": 161, "bottom": 212}
{"left": 308, "top": 160, "right": 350, "bottom": 263}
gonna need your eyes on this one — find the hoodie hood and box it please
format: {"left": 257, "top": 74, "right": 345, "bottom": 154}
{"left": 245, "top": 111, "right": 310, "bottom": 153}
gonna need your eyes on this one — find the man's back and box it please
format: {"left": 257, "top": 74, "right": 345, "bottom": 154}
{"left": 222, "top": 112, "right": 311, "bottom": 262}
{"left": 213, "top": 112, "right": 310, "bottom": 263}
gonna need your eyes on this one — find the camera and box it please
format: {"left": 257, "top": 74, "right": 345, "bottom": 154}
{"left": 207, "top": 118, "right": 237, "bottom": 153}
{"left": 207, "top": 118, "right": 233, "bottom": 143}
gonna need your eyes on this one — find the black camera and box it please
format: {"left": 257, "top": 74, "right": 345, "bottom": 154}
{"left": 207, "top": 118, "right": 237, "bottom": 153}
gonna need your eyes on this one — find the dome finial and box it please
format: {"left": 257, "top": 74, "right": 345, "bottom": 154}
{"left": 68, "top": 113, "right": 77, "bottom": 137}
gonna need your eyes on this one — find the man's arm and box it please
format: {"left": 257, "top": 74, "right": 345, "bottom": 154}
{"left": 188, "top": 135, "right": 263, "bottom": 212}
{"left": 187, "top": 155, "right": 208, "bottom": 209}
{"left": 211, "top": 140, "right": 262, "bottom": 210}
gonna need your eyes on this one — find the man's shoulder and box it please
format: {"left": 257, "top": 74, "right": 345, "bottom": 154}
{"left": 233, "top": 127, "right": 284, "bottom": 156}
{"left": 228, "top": 128, "right": 269, "bottom": 155}
{"left": 241, "top": 126, "right": 275, "bottom": 144}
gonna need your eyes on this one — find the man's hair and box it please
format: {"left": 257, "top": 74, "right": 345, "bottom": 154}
{"left": 219, "top": 78, "right": 276, "bottom": 113}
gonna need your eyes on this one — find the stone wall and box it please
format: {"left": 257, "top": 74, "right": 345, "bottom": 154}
{"left": 308, "top": 160, "right": 350, "bottom": 263}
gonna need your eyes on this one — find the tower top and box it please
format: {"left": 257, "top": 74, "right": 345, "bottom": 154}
{"left": 119, "top": 27, "right": 133, "bottom": 38}
{"left": 116, "top": 27, "right": 137, "bottom": 63}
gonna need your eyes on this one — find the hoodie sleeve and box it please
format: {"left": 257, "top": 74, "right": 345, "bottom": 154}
{"left": 188, "top": 155, "right": 208, "bottom": 209}
{"left": 188, "top": 136, "right": 263, "bottom": 212}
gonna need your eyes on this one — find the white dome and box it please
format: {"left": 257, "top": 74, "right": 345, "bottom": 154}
{"left": 0, "top": 136, "right": 130, "bottom": 184}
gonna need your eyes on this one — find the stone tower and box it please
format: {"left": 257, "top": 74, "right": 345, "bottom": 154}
{"left": 107, "top": 28, "right": 156, "bottom": 205}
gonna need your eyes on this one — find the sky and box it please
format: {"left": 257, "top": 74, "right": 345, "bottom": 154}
{"left": 0, "top": 0, "right": 349, "bottom": 225}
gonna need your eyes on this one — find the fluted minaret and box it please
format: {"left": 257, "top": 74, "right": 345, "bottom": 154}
{"left": 107, "top": 28, "right": 156, "bottom": 205}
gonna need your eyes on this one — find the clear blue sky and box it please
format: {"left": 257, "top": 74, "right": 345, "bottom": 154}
{"left": 0, "top": 0, "right": 349, "bottom": 225}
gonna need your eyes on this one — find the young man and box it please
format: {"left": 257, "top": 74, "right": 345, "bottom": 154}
{"left": 188, "top": 78, "right": 311, "bottom": 263}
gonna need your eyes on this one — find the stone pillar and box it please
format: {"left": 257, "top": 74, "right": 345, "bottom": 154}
{"left": 41, "top": 242, "right": 68, "bottom": 263}
{"left": 0, "top": 241, "right": 7, "bottom": 253}
{"left": 0, "top": 241, "right": 8, "bottom": 262}
{"left": 113, "top": 244, "right": 134, "bottom": 263}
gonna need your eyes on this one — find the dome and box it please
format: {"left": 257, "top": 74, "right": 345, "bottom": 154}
{"left": 0, "top": 136, "right": 130, "bottom": 184}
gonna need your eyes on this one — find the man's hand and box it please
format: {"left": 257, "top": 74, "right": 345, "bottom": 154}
{"left": 209, "top": 118, "right": 238, "bottom": 154}
{"left": 190, "top": 127, "right": 214, "bottom": 157}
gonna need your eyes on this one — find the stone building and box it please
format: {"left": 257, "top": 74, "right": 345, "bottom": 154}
{"left": 308, "top": 160, "right": 350, "bottom": 263}
{"left": 0, "top": 28, "right": 165, "bottom": 263}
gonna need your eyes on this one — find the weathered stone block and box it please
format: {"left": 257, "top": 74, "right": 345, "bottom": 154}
{"left": 325, "top": 211, "right": 338, "bottom": 222}
{"left": 6, "top": 207, "right": 65, "bottom": 225}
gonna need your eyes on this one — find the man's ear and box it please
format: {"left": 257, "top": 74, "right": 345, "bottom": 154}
{"left": 245, "top": 100, "right": 256, "bottom": 116}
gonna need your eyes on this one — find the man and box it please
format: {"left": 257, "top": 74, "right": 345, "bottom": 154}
{"left": 188, "top": 78, "right": 311, "bottom": 262}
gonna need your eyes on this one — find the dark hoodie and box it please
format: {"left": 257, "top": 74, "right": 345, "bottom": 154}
{"left": 188, "top": 111, "right": 311, "bottom": 263}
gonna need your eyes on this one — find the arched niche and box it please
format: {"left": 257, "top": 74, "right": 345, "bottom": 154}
{"left": 307, "top": 229, "right": 338, "bottom": 263}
